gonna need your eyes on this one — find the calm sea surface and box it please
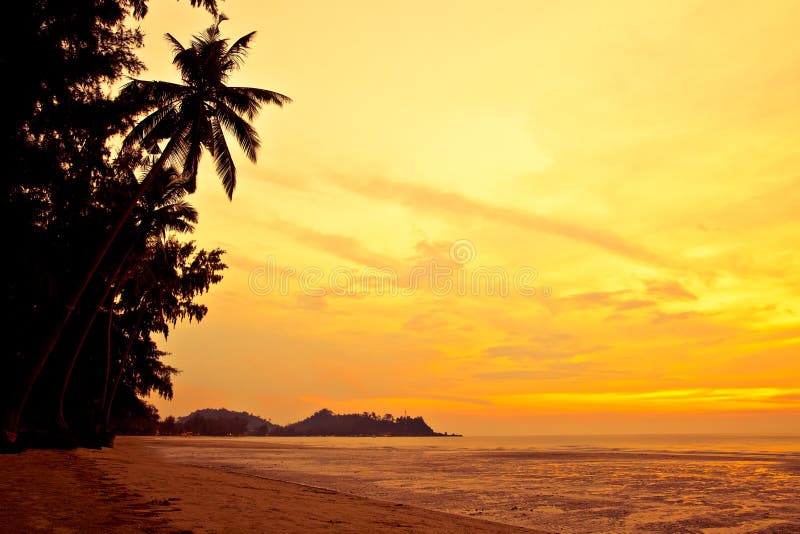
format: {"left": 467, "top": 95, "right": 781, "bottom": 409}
{"left": 140, "top": 434, "right": 800, "bottom": 532}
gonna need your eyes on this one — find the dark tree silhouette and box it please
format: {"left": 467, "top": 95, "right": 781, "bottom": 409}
{"left": 11, "top": 15, "right": 290, "bottom": 447}
{"left": 1, "top": 0, "right": 286, "bottom": 450}
{"left": 103, "top": 238, "right": 225, "bottom": 433}
{"left": 56, "top": 170, "right": 198, "bottom": 432}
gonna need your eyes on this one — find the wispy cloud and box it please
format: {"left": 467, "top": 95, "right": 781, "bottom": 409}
{"left": 268, "top": 219, "right": 397, "bottom": 266}
{"left": 482, "top": 343, "right": 605, "bottom": 362}
{"left": 615, "top": 299, "right": 658, "bottom": 311}
{"left": 490, "top": 388, "right": 800, "bottom": 411}
{"left": 329, "top": 174, "right": 667, "bottom": 266}
{"left": 645, "top": 280, "right": 696, "bottom": 300}
{"left": 651, "top": 310, "right": 706, "bottom": 325}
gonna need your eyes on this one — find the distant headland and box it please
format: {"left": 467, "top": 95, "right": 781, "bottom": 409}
{"left": 156, "top": 408, "right": 461, "bottom": 437}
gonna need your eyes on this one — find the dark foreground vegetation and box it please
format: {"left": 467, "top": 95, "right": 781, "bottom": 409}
{"left": 1, "top": 0, "right": 289, "bottom": 451}
{"left": 149, "top": 408, "right": 457, "bottom": 437}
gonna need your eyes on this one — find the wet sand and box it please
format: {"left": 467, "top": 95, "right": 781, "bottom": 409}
{"left": 137, "top": 435, "right": 800, "bottom": 533}
{"left": 0, "top": 437, "right": 533, "bottom": 533}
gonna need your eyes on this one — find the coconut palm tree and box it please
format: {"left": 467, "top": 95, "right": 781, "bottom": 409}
{"left": 3, "top": 16, "right": 289, "bottom": 445}
{"left": 123, "top": 15, "right": 292, "bottom": 197}
{"left": 56, "top": 170, "right": 198, "bottom": 431}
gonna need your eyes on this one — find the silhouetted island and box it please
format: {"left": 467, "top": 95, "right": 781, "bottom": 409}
{"left": 158, "top": 408, "right": 459, "bottom": 437}
{"left": 161, "top": 408, "right": 277, "bottom": 436}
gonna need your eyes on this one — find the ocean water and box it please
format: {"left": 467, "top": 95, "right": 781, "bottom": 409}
{"left": 141, "top": 435, "right": 800, "bottom": 532}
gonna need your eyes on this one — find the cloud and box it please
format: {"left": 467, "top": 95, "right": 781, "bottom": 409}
{"left": 298, "top": 394, "right": 493, "bottom": 407}
{"left": 749, "top": 325, "right": 800, "bottom": 344}
{"left": 548, "top": 290, "right": 639, "bottom": 314}
{"left": 551, "top": 284, "right": 693, "bottom": 317}
{"left": 293, "top": 293, "right": 328, "bottom": 311}
{"left": 475, "top": 369, "right": 558, "bottom": 380}
{"left": 483, "top": 344, "right": 574, "bottom": 361}
{"left": 409, "top": 239, "right": 461, "bottom": 267}
{"left": 488, "top": 388, "right": 800, "bottom": 410}
{"left": 651, "top": 310, "right": 706, "bottom": 324}
{"left": 555, "top": 290, "right": 629, "bottom": 308}
{"left": 529, "top": 333, "right": 574, "bottom": 344}
{"left": 645, "top": 280, "right": 697, "bottom": 300}
{"left": 474, "top": 359, "right": 616, "bottom": 381}
{"left": 482, "top": 343, "right": 606, "bottom": 362}
{"left": 615, "top": 299, "right": 658, "bottom": 311}
{"left": 764, "top": 393, "right": 800, "bottom": 405}
{"left": 268, "top": 219, "right": 397, "bottom": 267}
{"left": 403, "top": 311, "right": 450, "bottom": 332}
{"left": 329, "top": 174, "right": 667, "bottom": 266}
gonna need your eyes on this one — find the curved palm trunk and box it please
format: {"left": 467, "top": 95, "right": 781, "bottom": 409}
{"left": 1, "top": 133, "right": 183, "bottom": 446}
{"left": 103, "top": 306, "right": 146, "bottom": 431}
{"left": 104, "top": 359, "right": 127, "bottom": 432}
{"left": 55, "top": 246, "right": 133, "bottom": 430}
{"left": 55, "top": 294, "right": 109, "bottom": 431}
{"left": 100, "top": 306, "right": 114, "bottom": 418}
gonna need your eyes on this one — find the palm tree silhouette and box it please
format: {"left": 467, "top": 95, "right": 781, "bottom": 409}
{"left": 123, "top": 15, "right": 291, "bottom": 197}
{"left": 4, "top": 16, "right": 289, "bottom": 445}
{"left": 56, "top": 169, "right": 198, "bottom": 432}
{"left": 103, "top": 238, "right": 225, "bottom": 432}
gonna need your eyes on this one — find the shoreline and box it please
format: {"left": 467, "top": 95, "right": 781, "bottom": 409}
{"left": 0, "top": 436, "right": 537, "bottom": 533}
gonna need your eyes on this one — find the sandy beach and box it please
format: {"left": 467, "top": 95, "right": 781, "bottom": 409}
{"left": 0, "top": 437, "right": 533, "bottom": 533}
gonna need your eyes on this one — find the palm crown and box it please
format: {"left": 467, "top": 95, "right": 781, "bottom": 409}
{"left": 122, "top": 15, "right": 291, "bottom": 198}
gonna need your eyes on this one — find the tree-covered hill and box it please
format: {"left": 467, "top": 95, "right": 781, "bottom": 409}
{"left": 276, "top": 408, "right": 445, "bottom": 436}
{"left": 158, "top": 408, "right": 456, "bottom": 437}
{"left": 161, "top": 408, "right": 275, "bottom": 436}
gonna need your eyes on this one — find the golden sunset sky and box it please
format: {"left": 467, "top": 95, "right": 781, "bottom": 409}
{"left": 138, "top": 0, "right": 800, "bottom": 434}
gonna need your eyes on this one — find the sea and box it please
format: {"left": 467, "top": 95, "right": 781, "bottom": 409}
{"left": 141, "top": 434, "right": 800, "bottom": 532}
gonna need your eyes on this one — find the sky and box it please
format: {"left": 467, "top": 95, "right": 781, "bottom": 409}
{"left": 137, "top": 0, "right": 800, "bottom": 435}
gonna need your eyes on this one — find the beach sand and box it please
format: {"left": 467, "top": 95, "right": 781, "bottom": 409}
{"left": 0, "top": 437, "right": 534, "bottom": 533}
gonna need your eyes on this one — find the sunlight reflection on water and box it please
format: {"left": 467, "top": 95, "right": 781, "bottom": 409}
{"left": 143, "top": 435, "right": 800, "bottom": 533}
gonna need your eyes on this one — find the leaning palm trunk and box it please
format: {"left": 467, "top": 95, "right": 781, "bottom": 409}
{"left": 55, "top": 246, "right": 134, "bottom": 431}
{"left": 100, "top": 307, "right": 114, "bottom": 421}
{"left": 1, "top": 133, "right": 184, "bottom": 445}
{"left": 104, "top": 359, "right": 126, "bottom": 432}
{"left": 56, "top": 296, "right": 110, "bottom": 431}
{"left": 103, "top": 306, "right": 146, "bottom": 432}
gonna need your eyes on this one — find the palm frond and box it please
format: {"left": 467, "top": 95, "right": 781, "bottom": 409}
{"left": 215, "top": 102, "right": 259, "bottom": 162}
{"left": 150, "top": 201, "right": 198, "bottom": 235}
{"left": 216, "top": 89, "right": 259, "bottom": 119}
{"left": 218, "top": 86, "right": 291, "bottom": 119}
{"left": 121, "top": 79, "right": 188, "bottom": 109}
{"left": 161, "top": 178, "right": 191, "bottom": 206}
{"left": 131, "top": 0, "right": 149, "bottom": 18}
{"left": 158, "top": 121, "right": 193, "bottom": 173}
{"left": 164, "top": 33, "right": 186, "bottom": 57}
{"left": 200, "top": 39, "right": 230, "bottom": 83}
{"left": 189, "top": 0, "right": 219, "bottom": 15}
{"left": 210, "top": 117, "right": 237, "bottom": 199}
{"left": 237, "top": 86, "right": 293, "bottom": 106}
{"left": 139, "top": 109, "right": 182, "bottom": 153}
{"left": 170, "top": 201, "right": 199, "bottom": 226}
{"left": 123, "top": 103, "right": 178, "bottom": 150}
{"left": 172, "top": 47, "right": 201, "bottom": 84}
{"left": 223, "top": 31, "right": 256, "bottom": 71}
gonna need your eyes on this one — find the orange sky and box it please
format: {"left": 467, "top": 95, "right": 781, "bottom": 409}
{"left": 138, "top": 0, "right": 800, "bottom": 434}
